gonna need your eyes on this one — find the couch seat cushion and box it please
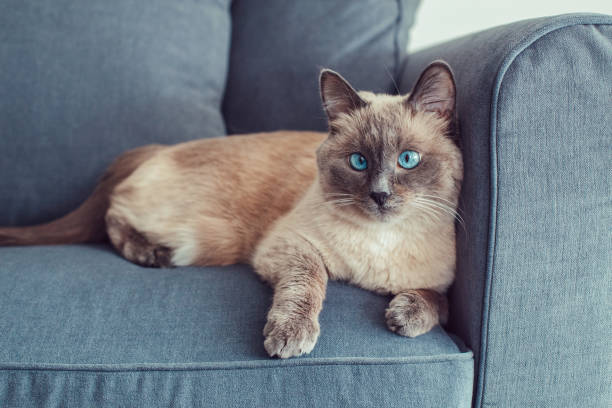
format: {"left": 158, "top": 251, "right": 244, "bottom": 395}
{"left": 0, "top": 245, "right": 473, "bottom": 407}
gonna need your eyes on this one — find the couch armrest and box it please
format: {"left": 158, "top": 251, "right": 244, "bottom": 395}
{"left": 399, "top": 14, "right": 612, "bottom": 407}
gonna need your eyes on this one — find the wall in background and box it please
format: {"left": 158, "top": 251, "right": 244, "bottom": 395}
{"left": 409, "top": 0, "right": 612, "bottom": 52}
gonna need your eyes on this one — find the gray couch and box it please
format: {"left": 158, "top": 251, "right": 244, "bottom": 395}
{"left": 1, "top": 1, "right": 610, "bottom": 407}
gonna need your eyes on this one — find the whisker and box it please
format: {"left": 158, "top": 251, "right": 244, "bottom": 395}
{"left": 324, "top": 193, "right": 354, "bottom": 198}
{"left": 414, "top": 197, "right": 467, "bottom": 236}
{"left": 384, "top": 65, "right": 401, "bottom": 95}
{"left": 416, "top": 200, "right": 458, "bottom": 219}
{"left": 415, "top": 197, "right": 465, "bottom": 225}
{"left": 418, "top": 195, "right": 466, "bottom": 217}
{"left": 327, "top": 200, "right": 356, "bottom": 205}
{"left": 414, "top": 199, "right": 458, "bottom": 222}
{"left": 417, "top": 194, "right": 458, "bottom": 208}
{"left": 313, "top": 198, "right": 358, "bottom": 210}
{"left": 410, "top": 203, "right": 441, "bottom": 224}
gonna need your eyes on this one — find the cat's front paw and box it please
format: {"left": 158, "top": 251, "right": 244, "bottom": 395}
{"left": 263, "top": 313, "right": 320, "bottom": 358}
{"left": 385, "top": 291, "right": 439, "bottom": 338}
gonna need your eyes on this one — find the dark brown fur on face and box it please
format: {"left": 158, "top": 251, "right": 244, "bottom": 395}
{"left": 317, "top": 63, "right": 461, "bottom": 223}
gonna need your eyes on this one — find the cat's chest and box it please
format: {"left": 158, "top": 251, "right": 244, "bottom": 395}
{"left": 344, "top": 229, "right": 405, "bottom": 265}
{"left": 317, "top": 222, "right": 417, "bottom": 292}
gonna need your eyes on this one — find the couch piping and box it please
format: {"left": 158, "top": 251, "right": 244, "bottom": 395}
{"left": 477, "top": 14, "right": 612, "bottom": 408}
{"left": 0, "top": 351, "right": 473, "bottom": 373}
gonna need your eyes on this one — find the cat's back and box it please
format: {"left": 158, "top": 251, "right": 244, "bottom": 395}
{"left": 164, "top": 131, "right": 327, "bottom": 219}
{"left": 115, "top": 130, "right": 326, "bottom": 200}
{"left": 168, "top": 131, "right": 326, "bottom": 172}
{"left": 109, "top": 131, "right": 326, "bottom": 264}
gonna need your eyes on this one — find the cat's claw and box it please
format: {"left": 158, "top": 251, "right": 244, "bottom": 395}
{"left": 385, "top": 291, "right": 438, "bottom": 338}
{"left": 263, "top": 314, "right": 319, "bottom": 358}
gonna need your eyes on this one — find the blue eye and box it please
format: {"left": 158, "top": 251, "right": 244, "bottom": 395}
{"left": 398, "top": 150, "right": 421, "bottom": 169}
{"left": 349, "top": 153, "right": 368, "bottom": 171}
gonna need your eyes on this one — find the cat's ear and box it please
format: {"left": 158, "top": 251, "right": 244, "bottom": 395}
{"left": 406, "top": 61, "right": 456, "bottom": 119}
{"left": 320, "top": 69, "right": 366, "bottom": 122}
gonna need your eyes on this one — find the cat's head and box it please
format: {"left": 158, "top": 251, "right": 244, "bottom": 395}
{"left": 316, "top": 61, "right": 463, "bottom": 224}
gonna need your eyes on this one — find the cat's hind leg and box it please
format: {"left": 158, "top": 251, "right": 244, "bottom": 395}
{"left": 105, "top": 214, "right": 174, "bottom": 268}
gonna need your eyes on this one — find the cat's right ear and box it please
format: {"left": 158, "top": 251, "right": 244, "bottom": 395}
{"left": 319, "top": 69, "right": 366, "bottom": 123}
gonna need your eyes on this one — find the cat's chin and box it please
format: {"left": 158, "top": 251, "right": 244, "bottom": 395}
{"left": 327, "top": 202, "right": 387, "bottom": 223}
{"left": 371, "top": 211, "right": 397, "bottom": 223}
{"left": 328, "top": 201, "right": 404, "bottom": 224}
{"left": 363, "top": 206, "right": 400, "bottom": 223}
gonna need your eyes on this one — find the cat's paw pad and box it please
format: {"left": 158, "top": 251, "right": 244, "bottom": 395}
{"left": 385, "top": 291, "right": 437, "bottom": 338}
{"left": 263, "top": 314, "right": 320, "bottom": 359}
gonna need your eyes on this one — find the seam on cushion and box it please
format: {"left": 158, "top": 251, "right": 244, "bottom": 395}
{"left": 476, "top": 14, "right": 612, "bottom": 408}
{"left": 393, "top": 0, "right": 402, "bottom": 81}
{"left": 0, "top": 352, "right": 473, "bottom": 373}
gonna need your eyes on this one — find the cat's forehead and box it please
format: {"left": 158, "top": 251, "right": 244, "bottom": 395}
{"left": 331, "top": 92, "right": 447, "bottom": 152}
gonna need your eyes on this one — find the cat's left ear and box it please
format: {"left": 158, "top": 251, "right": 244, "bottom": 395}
{"left": 406, "top": 60, "right": 456, "bottom": 120}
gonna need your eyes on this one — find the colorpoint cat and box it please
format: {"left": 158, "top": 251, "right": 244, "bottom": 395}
{"left": 0, "top": 61, "right": 463, "bottom": 358}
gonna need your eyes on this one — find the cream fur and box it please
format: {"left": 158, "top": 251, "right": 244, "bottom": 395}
{"left": 254, "top": 180, "right": 456, "bottom": 296}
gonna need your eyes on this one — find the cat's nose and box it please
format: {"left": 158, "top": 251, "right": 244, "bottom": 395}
{"left": 369, "top": 191, "right": 390, "bottom": 207}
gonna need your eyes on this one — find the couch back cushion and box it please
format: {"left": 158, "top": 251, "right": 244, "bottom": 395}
{"left": 223, "top": 0, "right": 421, "bottom": 134}
{"left": 0, "top": 0, "right": 231, "bottom": 226}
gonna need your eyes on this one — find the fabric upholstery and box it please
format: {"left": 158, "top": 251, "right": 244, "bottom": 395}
{"left": 222, "top": 0, "right": 420, "bottom": 134}
{"left": 0, "top": 245, "right": 474, "bottom": 407}
{"left": 0, "top": 0, "right": 231, "bottom": 226}
{"left": 399, "top": 13, "right": 612, "bottom": 408}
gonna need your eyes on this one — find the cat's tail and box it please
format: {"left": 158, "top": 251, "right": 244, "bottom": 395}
{"left": 0, "top": 145, "right": 162, "bottom": 246}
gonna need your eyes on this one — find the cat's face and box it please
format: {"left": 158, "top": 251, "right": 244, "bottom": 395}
{"left": 317, "top": 62, "right": 463, "bottom": 223}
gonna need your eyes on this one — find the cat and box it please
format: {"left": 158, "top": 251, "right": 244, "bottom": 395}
{"left": 0, "top": 61, "right": 463, "bottom": 359}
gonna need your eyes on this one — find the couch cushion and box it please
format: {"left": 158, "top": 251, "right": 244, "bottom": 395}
{"left": 0, "top": 245, "right": 473, "bottom": 407}
{"left": 222, "top": 0, "right": 421, "bottom": 134}
{"left": 0, "top": 1, "right": 231, "bottom": 226}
